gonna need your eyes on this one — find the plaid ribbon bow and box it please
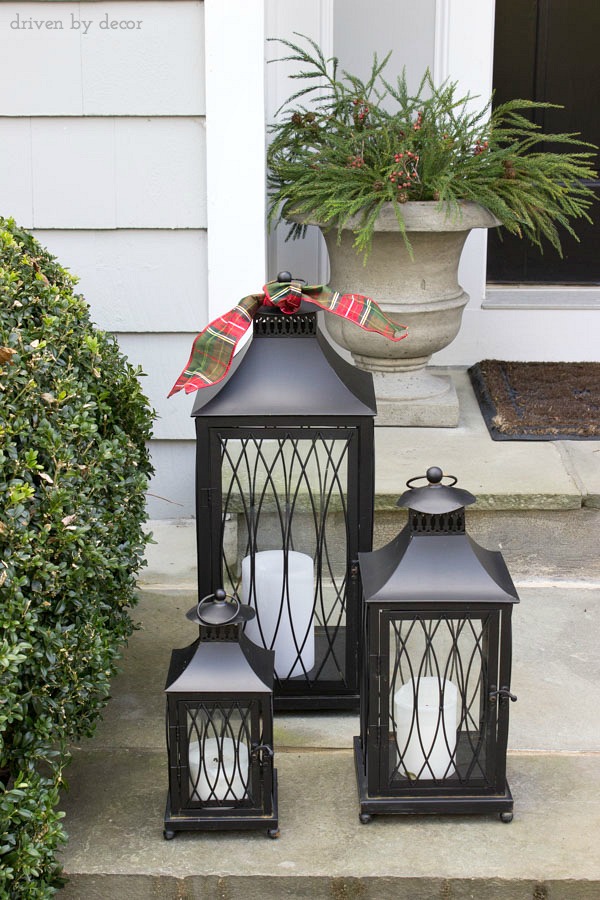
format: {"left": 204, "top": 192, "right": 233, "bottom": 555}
{"left": 168, "top": 280, "right": 407, "bottom": 397}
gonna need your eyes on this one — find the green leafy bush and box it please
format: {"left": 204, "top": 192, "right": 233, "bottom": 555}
{"left": 0, "top": 218, "right": 154, "bottom": 897}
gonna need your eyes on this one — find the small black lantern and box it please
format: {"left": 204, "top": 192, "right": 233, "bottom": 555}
{"left": 192, "top": 287, "right": 376, "bottom": 710}
{"left": 164, "top": 590, "right": 279, "bottom": 838}
{"left": 355, "top": 466, "right": 519, "bottom": 822}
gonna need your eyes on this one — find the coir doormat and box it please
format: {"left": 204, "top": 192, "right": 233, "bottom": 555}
{"left": 468, "top": 360, "right": 600, "bottom": 441}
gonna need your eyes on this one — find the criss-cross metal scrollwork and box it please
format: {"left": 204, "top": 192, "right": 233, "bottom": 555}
{"left": 184, "top": 701, "right": 256, "bottom": 807}
{"left": 219, "top": 431, "right": 352, "bottom": 688}
{"left": 388, "top": 614, "right": 492, "bottom": 786}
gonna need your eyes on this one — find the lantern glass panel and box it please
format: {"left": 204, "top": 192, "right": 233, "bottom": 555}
{"left": 174, "top": 699, "right": 262, "bottom": 809}
{"left": 217, "top": 428, "right": 356, "bottom": 690}
{"left": 186, "top": 702, "right": 252, "bottom": 805}
{"left": 381, "top": 610, "right": 499, "bottom": 792}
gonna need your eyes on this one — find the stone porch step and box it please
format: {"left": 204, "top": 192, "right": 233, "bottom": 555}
{"left": 58, "top": 747, "right": 600, "bottom": 900}
{"left": 141, "top": 368, "right": 600, "bottom": 591}
{"left": 58, "top": 585, "right": 600, "bottom": 899}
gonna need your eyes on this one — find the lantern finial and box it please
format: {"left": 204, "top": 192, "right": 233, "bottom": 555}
{"left": 187, "top": 589, "right": 255, "bottom": 628}
{"left": 426, "top": 466, "right": 443, "bottom": 484}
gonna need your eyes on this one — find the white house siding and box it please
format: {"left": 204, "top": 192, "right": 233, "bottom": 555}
{"left": 0, "top": 1, "right": 207, "bottom": 518}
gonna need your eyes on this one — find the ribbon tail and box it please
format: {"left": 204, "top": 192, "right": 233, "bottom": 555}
{"left": 168, "top": 293, "right": 264, "bottom": 397}
{"left": 301, "top": 286, "right": 407, "bottom": 342}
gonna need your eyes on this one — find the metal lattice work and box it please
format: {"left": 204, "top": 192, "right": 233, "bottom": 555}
{"left": 388, "top": 614, "right": 493, "bottom": 787}
{"left": 183, "top": 702, "right": 255, "bottom": 807}
{"left": 409, "top": 510, "right": 465, "bottom": 534}
{"left": 254, "top": 312, "right": 317, "bottom": 337}
{"left": 219, "top": 431, "right": 353, "bottom": 688}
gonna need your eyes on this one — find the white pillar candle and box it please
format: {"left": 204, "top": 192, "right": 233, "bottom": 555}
{"left": 394, "top": 677, "right": 458, "bottom": 780}
{"left": 242, "top": 549, "right": 314, "bottom": 678}
{"left": 188, "top": 737, "right": 249, "bottom": 802}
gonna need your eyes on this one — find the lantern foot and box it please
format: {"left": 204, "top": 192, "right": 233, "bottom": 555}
{"left": 267, "top": 827, "right": 281, "bottom": 839}
{"left": 500, "top": 811, "right": 514, "bottom": 823}
{"left": 359, "top": 813, "right": 373, "bottom": 825}
{"left": 163, "top": 828, "right": 176, "bottom": 840}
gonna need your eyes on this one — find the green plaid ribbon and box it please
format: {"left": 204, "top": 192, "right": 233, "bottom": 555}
{"left": 168, "top": 280, "right": 407, "bottom": 397}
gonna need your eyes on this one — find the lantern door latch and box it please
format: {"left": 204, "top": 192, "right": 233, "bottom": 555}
{"left": 197, "top": 488, "right": 213, "bottom": 508}
{"left": 251, "top": 743, "right": 274, "bottom": 761}
{"left": 489, "top": 685, "right": 517, "bottom": 705}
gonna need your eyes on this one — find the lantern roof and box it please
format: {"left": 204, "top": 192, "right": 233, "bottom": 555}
{"left": 359, "top": 526, "right": 519, "bottom": 606}
{"left": 396, "top": 466, "right": 476, "bottom": 514}
{"left": 191, "top": 305, "right": 377, "bottom": 419}
{"left": 165, "top": 634, "right": 274, "bottom": 695}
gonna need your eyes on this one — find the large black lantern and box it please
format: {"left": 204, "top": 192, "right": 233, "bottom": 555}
{"left": 355, "top": 466, "right": 519, "bottom": 822}
{"left": 192, "top": 293, "right": 376, "bottom": 710}
{"left": 164, "top": 590, "right": 279, "bottom": 838}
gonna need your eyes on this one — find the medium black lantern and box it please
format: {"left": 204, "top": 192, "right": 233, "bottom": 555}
{"left": 164, "top": 590, "right": 279, "bottom": 838}
{"left": 355, "top": 466, "right": 519, "bottom": 822}
{"left": 192, "top": 292, "right": 376, "bottom": 710}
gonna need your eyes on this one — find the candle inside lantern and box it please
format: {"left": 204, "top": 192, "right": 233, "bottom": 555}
{"left": 394, "top": 677, "right": 458, "bottom": 780}
{"left": 242, "top": 549, "right": 314, "bottom": 678}
{"left": 188, "top": 737, "right": 249, "bottom": 802}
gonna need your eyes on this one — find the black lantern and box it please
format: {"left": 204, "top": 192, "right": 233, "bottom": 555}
{"left": 164, "top": 590, "right": 279, "bottom": 838}
{"left": 192, "top": 290, "right": 376, "bottom": 710}
{"left": 355, "top": 466, "right": 519, "bottom": 822}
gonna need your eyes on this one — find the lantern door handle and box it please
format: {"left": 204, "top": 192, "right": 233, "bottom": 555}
{"left": 489, "top": 685, "right": 517, "bottom": 705}
{"left": 251, "top": 743, "right": 274, "bottom": 760}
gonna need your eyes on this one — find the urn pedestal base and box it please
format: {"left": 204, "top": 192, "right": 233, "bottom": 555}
{"left": 371, "top": 369, "right": 458, "bottom": 427}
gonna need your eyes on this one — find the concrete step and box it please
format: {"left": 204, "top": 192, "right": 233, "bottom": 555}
{"left": 58, "top": 748, "right": 600, "bottom": 900}
{"left": 141, "top": 369, "right": 600, "bottom": 591}
{"left": 143, "top": 506, "right": 600, "bottom": 592}
{"left": 58, "top": 586, "right": 600, "bottom": 898}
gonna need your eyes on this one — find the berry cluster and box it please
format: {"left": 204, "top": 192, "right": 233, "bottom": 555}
{"left": 347, "top": 155, "right": 365, "bottom": 169}
{"left": 473, "top": 138, "right": 490, "bottom": 155}
{"left": 389, "top": 150, "right": 420, "bottom": 190}
{"left": 352, "top": 98, "right": 370, "bottom": 126}
{"left": 413, "top": 111, "right": 424, "bottom": 131}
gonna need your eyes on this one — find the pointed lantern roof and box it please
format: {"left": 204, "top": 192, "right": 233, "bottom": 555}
{"left": 359, "top": 467, "right": 520, "bottom": 606}
{"left": 191, "top": 302, "right": 376, "bottom": 419}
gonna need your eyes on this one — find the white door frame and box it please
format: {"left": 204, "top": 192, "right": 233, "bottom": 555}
{"left": 434, "top": 0, "right": 497, "bottom": 308}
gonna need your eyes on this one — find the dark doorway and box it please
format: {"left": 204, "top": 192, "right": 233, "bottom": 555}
{"left": 487, "top": 0, "right": 600, "bottom": 284}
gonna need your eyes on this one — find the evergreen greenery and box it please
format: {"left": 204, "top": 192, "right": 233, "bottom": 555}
{"left": 268, "top": 35, "right": 597, "bottom": 258}
{"left": 0, "top": 218, "right": 154, "bottom": 897}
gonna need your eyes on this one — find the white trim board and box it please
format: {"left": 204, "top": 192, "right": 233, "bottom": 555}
{"left": 204, "top": 0, "right": 267, "bottom": 318}
{"left": 484, "top": 287, "right": 600, "bottom": 310}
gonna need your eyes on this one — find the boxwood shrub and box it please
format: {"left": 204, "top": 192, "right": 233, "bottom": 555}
{"left": 0, "top": 218, "right": 154, "bottom": 897}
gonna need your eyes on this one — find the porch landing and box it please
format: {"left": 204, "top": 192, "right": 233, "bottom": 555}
{"left": 58, "top": 368, "right": 600, "bottom": 898}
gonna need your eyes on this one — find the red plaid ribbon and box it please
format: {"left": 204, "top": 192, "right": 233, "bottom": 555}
{"left": 168, "top": 280, "right": 407, "bottom": 397}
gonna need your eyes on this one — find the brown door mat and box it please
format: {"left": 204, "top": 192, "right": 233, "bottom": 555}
{"left": 468, "top": 360, "right": 600, "bottom": 441}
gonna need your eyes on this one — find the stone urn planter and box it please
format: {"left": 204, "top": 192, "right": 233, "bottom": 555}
{"left": 319, "top": 201, "right": 498, "bottom": 426}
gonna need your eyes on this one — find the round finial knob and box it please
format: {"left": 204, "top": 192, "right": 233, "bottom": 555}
{"left": 277, "top": 271, "right": 292, "bottom": 283}
{"left": 426, "top": 466, "right": 443, "bottom": 484}
{"left": 214, "top": 588, "right": 227, "bottom": 603}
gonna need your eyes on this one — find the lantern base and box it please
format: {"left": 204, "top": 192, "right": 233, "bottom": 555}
{"left": 263, "top": 626, "right": 360, "bottom": 712}
{"left": 353, "top": 737, "right": 514, "bottom": 820}
{"left": 163, "top": 770, "right": 279, "bottom": 838}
